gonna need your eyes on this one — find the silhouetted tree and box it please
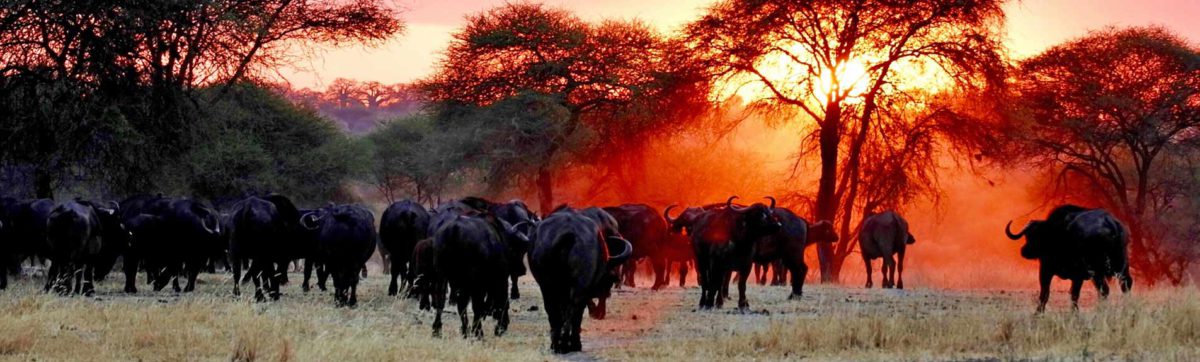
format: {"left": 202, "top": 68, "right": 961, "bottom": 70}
{"left": 0, "top": 0, "right": 402, "bottom": 198}
{"left": 1005, "top": 27, "right": 1200, "bottom": 284}
{"left": 420, "top": 3, "right": 710, "bottom": 213}
{"left": 686, "top": 0, "right": 1007, "bottom": 281}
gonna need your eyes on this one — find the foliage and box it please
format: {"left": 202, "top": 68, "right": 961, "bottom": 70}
{"left": 0, "top": 0, "right": 402, "bottom": 199}
{"left": 164, "top": 83, "right": 368, "bottom": 205}
{"left": 1005, "top": 26, "right": 1200, "bottom": 284}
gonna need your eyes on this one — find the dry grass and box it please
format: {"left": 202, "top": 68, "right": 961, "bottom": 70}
{"left": 0, "top": 269, "right": 1196, "bottom": 361}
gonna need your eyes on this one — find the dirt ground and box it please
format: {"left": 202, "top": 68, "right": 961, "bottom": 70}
{"left": 0, "top": 267, "right": 1196, "bottom": 361}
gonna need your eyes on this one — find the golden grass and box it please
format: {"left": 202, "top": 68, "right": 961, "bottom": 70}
{"left": 0, "top": 270, "right": 1196, "bottom": 361}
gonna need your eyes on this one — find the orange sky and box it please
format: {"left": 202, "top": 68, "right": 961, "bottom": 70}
{"left": 280, "top": 0, "right": 1200, "bottom": 89}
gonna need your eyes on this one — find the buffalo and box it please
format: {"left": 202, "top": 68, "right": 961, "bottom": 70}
{"left": 530, "top": 208, "right": 632, "bottom": 353}
{"left": 1005, "top": 205, "right": 1132, "bottom": 311}
{"left": 44, "top": 201, "right": 105, "bottom": 295}
{"left": 302, "top": 204, "right": 376, "bottom": 307}
{"left": 859, "top": 210, "right": 916, "bottom": 289}
{"left": 121, "top": 198, "right": 222, "bottom": 293}
{"left": 379, "top": 200, "right": 430, "bottom": 296}
{"left": 753, "top": 209, "right": 838, "bottom": 298}
{"left": 602, "top": 204, "right": 670, "bottom": 290}
{"left": 229, "top": 196, "right": 292, "bottom": 301}
{"left": 428, "top": 213, "right": 525, "bottom": 338}
{"left": 4, "top": 199, "right": 54, "bottom": 275}
{"left": 688, "top": 196, "right": 781, "bottom": 310}
{"left": 460, "top": 197, "right": 537, "bottom": 299}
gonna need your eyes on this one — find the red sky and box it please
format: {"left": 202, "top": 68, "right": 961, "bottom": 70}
{"left": 279, "top": 0, "right": 1200, "bottom": 89}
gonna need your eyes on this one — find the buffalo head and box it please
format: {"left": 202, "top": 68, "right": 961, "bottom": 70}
{"left": 808, "top": 220, "right": 839, "bottom": 243}
{"left": 1005, "top": 220, "right": 1047, "bottom": 259}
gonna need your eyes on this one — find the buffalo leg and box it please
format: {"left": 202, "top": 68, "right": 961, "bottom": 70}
{"left": 736, "top": 264, "right": 750, "bottom": 310}
{"left": 1036, "top": 268, "right": 1052, "bottom": 313}
{"left": 494, "top": 281, "right": 510, "bottom": 336}
{"left": 470, "top": 291, "right": 486, "bottom": 339}
{"left": 456, "top": 291, "right": 471, "bottom": 338}
{"left": 82, "top": 263, "right": 95, "bottom": 296}
{"left": 1068, "top": 278, "right": 1083, "bottom": 310}
{"left": 882, "top": 254, "right": 895, "bottom": 289}
{"left": 1119, "top": 265, "right": 1133, "bottom": 294}
{"left": 349, "top": 283, "right": 358, "bottom": 307}
{"left": 1092, "top": 276, "right": 1110, "bottom": 300}
{"left": 651, "top": 256, "right": 667, "bottom": 290}
{"left": 184, "top": 262, "right": 200, "bottom": 292}
{"left": 302, "top": 259, "right": 314, "bottom": 292}
{"left": 431, "top": 279, "right": 446, "bottom": 338}
{"left": 249, "top": 262, "right": 266, "bottom": 302}
{"left": 542, "top": 292, "right": 563, "bottom": 352}
{"left": 695, "top": 257, "right": 711, "bottom": 309}
{"left": 317, "top": 264, "right": 329, "bottom": 291}
{"left": 787, "top": 262, "right": 808, "bottom": 300}
{"left": 43, "top": 262, "right": 57, "bottom": 292}
{"left": 388, "top": 257, "right": 402, "bottom": 296}
{"left": 232, "top": 257, "right": 242, "bottom": 296}
{"left": 678, "top": 262, "right": 689, "bottom": 287}
{"left": 864, "top": 257, "right": 873, "bottom": 288}
{"left": 754, "top": 263, "right": 766, "bottom": 285}
{"left": 509, "top": 274, "right": 521, "bottom": 299}
{"left": 568, "top": 299, "right": 584, "bottom": 353}
{"left": 896, "top": 250, "right": 906, "bottom": 290}
{"left": 123, "top": 253, "right": 139, "bottom": 294}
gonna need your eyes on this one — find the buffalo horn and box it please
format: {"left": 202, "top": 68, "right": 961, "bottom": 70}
{"left": 1004, "top": 221, "right": 1028, "bottom": 240}
{"left": 663, "top": 205, "right": 679, "bottom": 224}
{"left": 606, "top": 237, "right": 633, "bottom": 269}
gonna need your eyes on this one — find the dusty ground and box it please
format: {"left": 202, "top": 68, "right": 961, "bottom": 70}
{"left": 0, "top": 268, "right": 1196, "bottom": 361}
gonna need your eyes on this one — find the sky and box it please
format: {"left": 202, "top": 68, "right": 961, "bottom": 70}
{"left": 279, "top": 0, "right": 1200, "bottom": 90}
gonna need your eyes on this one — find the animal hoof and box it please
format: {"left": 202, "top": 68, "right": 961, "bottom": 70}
{"left": 787, "top": 293, "right": 803, "bottom": 300}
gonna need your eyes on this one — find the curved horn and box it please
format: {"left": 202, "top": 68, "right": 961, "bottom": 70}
{"left": 764, "top": 196, "right": 776, "bottom": 210}
{"left": 199, "top": 210, "right": 219, "bottom": 235}
{"left": 605, "top": 237, "right": 633, "bottom": 268}
{"left": 663, "top": 204, "right": 679, "bottom": 224}
{"left": 300, "top": 212, "right": 323, "bottom": 230}
{"left": 726, "top": 196, "right": 746, "bottom": 212}
{"left": 507, "top": 221, "right": 532, "bottom": 244}
{"left": 1004, "top": 221, "right": 1028, "bottom": 240}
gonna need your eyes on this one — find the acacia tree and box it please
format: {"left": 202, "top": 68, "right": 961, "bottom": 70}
{"left": 686, "top": 0, "right": 1007, "bottom": 280}
{"left": 0, "top": 0, "right": 401, "bottom": 197}
{"left": 420, "top": 3, "right": 708, "bottom": 213}
{"left": 1007, "top": 27, "right": 1200, "bottom": 284}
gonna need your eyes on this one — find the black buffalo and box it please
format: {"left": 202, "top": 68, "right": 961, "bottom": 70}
{"left": 663, "top": 204, "right": 722, "bottom": 287}
{"left": 301, "top": 204, "right": 377, "bottom": 307}
{"left": 229, "top": 196, "right": 292, "bottom": 301}
{"left": 602, "top": 204, "right": 670, "bottom": 290}
{"left": 460, "top": 197, "right": 537, "bottom": 299}
{"left": 121, "top": 198, "right": 222, "bottom": 293}
{"left": 44, "top": 201, "right": 105, "bottom": 295}
{"left": 689, "top": 196, "right": 781, "bottom": 310}
{"left": 410, "top": 237, "right": 436, "bottom": 310}
{"left": 753, "top": 209, "right": 838, "bottom": 299}
{"left": 379, "top": 200, "right": 430, "bottom": 296}
{"left": 429, "top": 214, "right": 515, "bottom": 338}
{"left": 530, "top": 208, "right": 632, "bottom": 354}
{"left": 1005, "top": 205, "right": 1132, "bottom": 311}
{"left": 859, "top": 210, "right": 916, "bottom": 289}
{"left": 4, "top": 199, "right": 54, "bottom": 275}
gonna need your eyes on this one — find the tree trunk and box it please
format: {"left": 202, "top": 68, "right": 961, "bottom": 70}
{"left": 813, "top": 102, "right": 842, "bottom": 282}
{"left": 536, "top": 166, "right": 554, "bottom": 215}
{"left": 34, "top": 166, "right": 53, "bottom": 199}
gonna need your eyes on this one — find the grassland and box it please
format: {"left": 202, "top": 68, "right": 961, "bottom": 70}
{"left": 0, "top": 268, "right": 1196, "bottom": 361}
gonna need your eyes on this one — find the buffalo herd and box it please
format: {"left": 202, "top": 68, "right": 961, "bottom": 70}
{"left": 0, "top": 193, "right": 1135, "bottom": 353}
